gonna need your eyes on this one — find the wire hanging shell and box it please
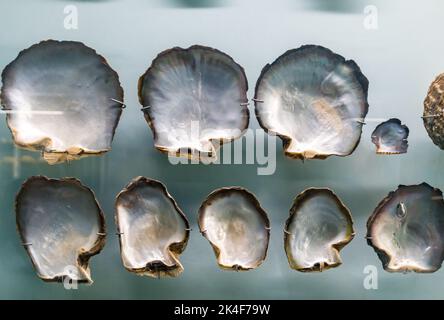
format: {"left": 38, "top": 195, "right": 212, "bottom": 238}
{"left": 0, "top": 40, "right": 124, "bottom": 164}
{"left": 254, "top": 45, "right": 369, "bottom": 160}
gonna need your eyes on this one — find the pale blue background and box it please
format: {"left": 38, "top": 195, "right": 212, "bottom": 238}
{"left": 0, "top": 0, "right": 444, "bottom": 299}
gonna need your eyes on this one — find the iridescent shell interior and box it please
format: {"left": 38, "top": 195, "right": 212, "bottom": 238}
{"left": 284, "top": 188, "right": 354, "bottom": 272}
{"left": 15, "top": 176, "right": 105, "bottom": 283}
{"left": 138, "top": 45, "right": 249, "bottom": 161}
{"left": 198, "top": 187, "right": 270, "bottom": 270}
{"left": 254, "top": 45, "right": 369, "bottom": 160}
{"left": 367, "top": 183, "right": 444, "bottom": 273}
{"left": 371, "top": 118, "right": 409, "bottom": 154}
{"left": 115, "top": 177, "right": 189, "bottom": 278}
{"left": 0, "top": 40, "right": 124, "bottom": 164}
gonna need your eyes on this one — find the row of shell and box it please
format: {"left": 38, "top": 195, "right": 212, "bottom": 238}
{"left": 15, "top": 176, "right": 444, "bottom": 283}
{"left": 3, "top": 40, "right": 440, "bottom": 164}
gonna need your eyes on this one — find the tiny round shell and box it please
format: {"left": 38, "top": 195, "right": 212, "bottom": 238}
{"left": 15, "top": 176, "right": 106, "bottom": 283}
{"left": 115, "top": 177, "right": 190, "bottom": 278}
{"left": 254, "top": 45, "right": 369, "bottom": 160}
{"left": 284, "top": 188, "right": 354, "bottom": 272}
{"left": 0, "top": 40, "right": 124, "bottom": 164}
{"left": 371, "top": 118, "right": 409, "bottom": 154}
{"left": 423, "top": 73, "right": 444, "bottom": 149}
{"left": 367, "top": 183, "right": 444, "bottom": 273}
{"left": 138, "top": 45, "right": 249, "bottom": 161}
{"left": 198, "top": 187, "right": 270, "bottom": 271}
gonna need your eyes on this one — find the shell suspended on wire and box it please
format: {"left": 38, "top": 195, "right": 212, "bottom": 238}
{"left": 371, "top": 118, "right": 409, "bottom": 154}
{"left": 15, "top": 176, "right": 106, "bottom": 283}
{"left": 367, "top": 183, "right": 444, "bottom": 273}
{"left": 198, "top": 187, "right": 270, "bottom": 271}
{"left": 138, "top": 45, "right": 249, "bottom": 161}
{"left": 254, "top": 45, "right": 369, "bottom": 160}
{"left": 284, "top": 188, "right": 354, "bottom": 272}
{"left": 115, "top": 177, "right": 190, "bottom": 278}
{"left": 423, "top": 73, "right": 444, "bottom": 149}
{"left": 0, "top": 40, "right": 124, "bottom": 164}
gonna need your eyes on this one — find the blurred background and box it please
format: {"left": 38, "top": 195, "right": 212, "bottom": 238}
{"left": 0, "top": 0, "right": 444, "bottom": 299}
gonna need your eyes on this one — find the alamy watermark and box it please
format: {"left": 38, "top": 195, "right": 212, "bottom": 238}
{"left": 165, "top": 121, "right": 277, "bottom": 176}
{"left": 363, "top": 265, "right": 378, "bottom": 290}
{"left": 363, "top": 5, "right": 378, "bottom": 30}
{"left": 63, "top": 265, "right": 79, "bottom": 290}
{"left": 64, "top": 5, "right": 78, "bottom": 30}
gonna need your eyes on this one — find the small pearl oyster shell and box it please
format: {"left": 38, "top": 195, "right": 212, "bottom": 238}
{"left": 198, "top": 187, "right": 270, "bottom": 271}
{"left": 115, "top": 177, "right": 190, "bottom": 278}
{"left": 367, "top": 183, "right": 444, "bottom": 273}
{"left": 284, "top": 188, "right": 354, "bottom": 272}
{"left": 15, "top": 176, "right": 106, "bottom": 283}
{"left": 371, "top": 118, "right": 409, "bottom": 154}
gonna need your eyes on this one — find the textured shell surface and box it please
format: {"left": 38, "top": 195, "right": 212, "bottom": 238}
{"left": 367, "top": 183, "right": 444, "bottom": 273}
{"left": 423, "top": 73, "right": 444, "bottom": 149}
{"left": 115, "top": 177, "right": 189, "bottom": 278}
{"left": 138, "top": 45, "right": 248, "bottom": 161}
{"left": 198, "top": 188, "right": 270, "bottom": 270}
{"left": 15, "top": 176, "right": 105, "bottom": 283}
{"left": 284, "top": 188, "right": 354, "bottom": 272}
{"left": 254, "top": 45, "right": 369, "bottom": 160}
{"left": 371, "top": 118, "right": 409, "bottom": 154}
{"left": 0, "top": 40, "right": 124, "bottom": 164}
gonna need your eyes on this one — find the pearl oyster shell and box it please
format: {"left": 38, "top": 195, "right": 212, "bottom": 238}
{"left": 423, "top": 73, "right": 444, "bottom": 149}
{"left": 115, "top": 177, "right": 190, "bottom": 278}
{"left": 371, "top": 118, "right": 409, "bottom": 154}
{"left": 15, "top": 176, "right": 106, "bottom": 283}
{"left": 0, "top": 40, "right": 124, "bottom": 164}
{"left": 254, "top": 45, "right": 369, "bottom": 160}
{"left": 284, "top": 188, "right": 354, "bottom": 272}
{"left": 367, "top": 183, "right": 444, "bottom": 273}
{"left": 138, "top": 45, "right": 249, "bottom": 161}
{"left": 198, "top": 187, "right": 270, "bottom": 271}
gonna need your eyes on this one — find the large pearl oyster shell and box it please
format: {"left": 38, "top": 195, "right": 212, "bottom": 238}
{"left": 254, "top": 45, "right": 369, "bottom": 160}
{"left": 0, "top": 40, "right": 124, "bottom": 164}
{"left": 367, "top": 183, "right": 444, "bottom": 273}
{"left": 423, "top": 73, "right": 444, "bottom": 149}
{"left": 138, "top": 45, "right": 249, "bottom": 161}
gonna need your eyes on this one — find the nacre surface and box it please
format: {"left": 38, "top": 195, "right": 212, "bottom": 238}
{"left": 1, "top": 40, "right": 124, "bottom": 164}
{"left": 367, "top": 183, "right": 444, "bottom": 273}
{"left": 198, "top": 187, "right": 270, "bottom": 270}
{"left": 284, "top": 188, "right": 354, "bottom": 272}
{"left": 115, "top": 177, "right": 190, "bottom": 278}
{"left": 371, "top": 118, "right": 409, "bottom": 154}
{"left": 16, "top": 176, "right": 105, "bottom": 283}
{"left": 254, "top": 45, "right": 369, "bottom": 160}
{"left": 138, "top": 45, "right": 249, "bottom": 161}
